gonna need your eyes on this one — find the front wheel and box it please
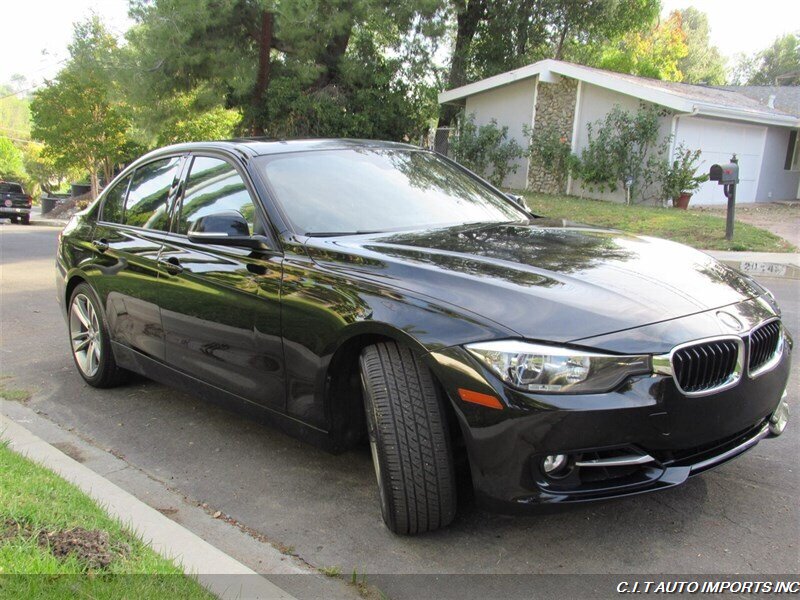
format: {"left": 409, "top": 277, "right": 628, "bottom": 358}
{"left": 359, "top": 341, "right": 457, "bottom": 534}
{"left": 68, "top": 283, "right": 128, "bottom": 388}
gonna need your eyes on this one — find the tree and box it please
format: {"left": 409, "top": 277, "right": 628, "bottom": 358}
{"left": 22, "top": 142, "right": 74, "bottom": 195}
{"left": 732, "top": 33, "right": 800, "bottom": 85}
{"left": 127, "top": 0, "right": 442, "bottom": 137}
{"left": 0, "top": 84, "right": 32, "bottom": 141}
{"left": 0, "top": 136, "right": 25, "bottom": 179}
{"left": 153, "top": 91, "right": 242, "bottom": 145}
{"left": 676, "top": 8, "right": 725, "bottom": 85}
{"left": 30, "top": 17, "right": 131, "bottom": 198}
{"left": 595, "top": 12, "right": 688, "bottom": 81}
{"left": 438, "top": 0, "right": 659, "bottom": 126}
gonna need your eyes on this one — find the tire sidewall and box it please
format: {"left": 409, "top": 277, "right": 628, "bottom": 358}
{"left": 68, "top": 283, "right": 115, "bottom": 386}
{"left": 359, "top": 360, "right": 398, "bottom": 531}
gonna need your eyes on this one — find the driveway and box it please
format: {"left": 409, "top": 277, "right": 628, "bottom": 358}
{"left": 2, "top": 224, "right": 798, "bottom": 597}
{"left": 694, "top": 202, "right": 800, "bottom": 248}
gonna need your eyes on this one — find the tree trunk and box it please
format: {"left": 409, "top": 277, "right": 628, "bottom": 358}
{"left": 438, "top": 0, "right": 487, "bottom": 128}
{"left": 89, "top": 170, "right": 99, "bottom": 200}
{"left": 554, "top": 22, "right": 568, "bottom": 60}
{"left": 249, "top": 11, "right": 274, "bottom": 136}
{"left": 102, "top": 158, "right": 112, "bottom": 189}
{"left": 312, "top": 30, "right": 352, "bottom": 90}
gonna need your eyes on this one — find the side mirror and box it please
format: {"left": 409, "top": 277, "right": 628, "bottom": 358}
{"left": 187, "top": 210, "right": 268, "bottom": 249}
{"left": 506, "top": 194, "right": 528, "bottom": 211}
{"left": 506, "top": 193, "right": 526, "bottom": 209}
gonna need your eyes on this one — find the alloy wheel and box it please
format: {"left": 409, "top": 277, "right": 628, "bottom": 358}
{"left": 70, "top": 293, "right": 102, "bottom": 377}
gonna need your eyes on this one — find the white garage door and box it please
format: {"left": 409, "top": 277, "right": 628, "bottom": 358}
{"left": 674, "top": 117, "right": 766, "bottom": 206}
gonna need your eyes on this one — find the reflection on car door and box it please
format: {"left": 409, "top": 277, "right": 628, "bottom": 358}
{"left": 158, "top": 155, "right": 285, "bottom": 412}
{"left": 91, "top": 156, "right": 184, "bottom": 361}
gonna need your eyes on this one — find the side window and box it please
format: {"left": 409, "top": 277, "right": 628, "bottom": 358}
{"left": 124, "top": 157, "right": 182, "bottom": 230}
{"left": 100, "top": 174, "right": 132, "bottom": 223}
{"left": 177, "top": 156, "right": 255, "bottom": 235}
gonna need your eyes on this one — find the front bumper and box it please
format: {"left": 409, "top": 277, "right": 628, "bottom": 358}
{"left": 0, "top": 206, "right": 31, "bottom": 215}
{"left": 427, "top": 324, "right": 792, "bottom": 513}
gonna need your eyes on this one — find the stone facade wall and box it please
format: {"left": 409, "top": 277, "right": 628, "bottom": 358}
{"left": 527, "top": 77, "right": 578, "bottom": 194}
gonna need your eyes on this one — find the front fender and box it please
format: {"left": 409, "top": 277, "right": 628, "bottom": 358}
{"left": 279, "top": 254, "right": 514, "bottom": 431}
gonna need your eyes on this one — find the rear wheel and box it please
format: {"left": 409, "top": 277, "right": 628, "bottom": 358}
{"left": 9, "top": 216, "right": 17, "bottom": 224}
{"left": 20, "top": 214, "right": 30, "bottom": 225}
{"left": 68, "top": 283, "right": 128, "bottom": 388}
{"left": 359, "top": 341, "right": 456, "bottom": 534}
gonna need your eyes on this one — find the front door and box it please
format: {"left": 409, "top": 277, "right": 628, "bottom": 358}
{"left": 158, "top": 155, "right": 285, "bottom": 411}
{"left": 91, "top": 156, "right": 184, "bottom": 361}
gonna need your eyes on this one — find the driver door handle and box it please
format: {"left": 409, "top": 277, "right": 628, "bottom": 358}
{"left": 158, "top": 256, "right": 184, "bottom": 275}
{"left": 92, "top": 239, "right": 109, "bottom": 253}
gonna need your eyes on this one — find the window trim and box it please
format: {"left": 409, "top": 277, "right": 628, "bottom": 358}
{"left": 167, "top": 150, "right": 281, "bottom": 252}
{"left": 98, "top": 172, "right": 133, "bottom": 224}
{"left": 785, "top": 130, "right": 800, "bottom": 172}
{"left": 97, "top": 153, "right": 187, "bottom": 229}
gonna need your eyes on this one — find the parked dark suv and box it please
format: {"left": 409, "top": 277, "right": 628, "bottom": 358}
{"left": 0, "top": 181, "right": 32, "bottom": 224}
{"left": 56, "top": 139, "right": 791, "bottom": 534}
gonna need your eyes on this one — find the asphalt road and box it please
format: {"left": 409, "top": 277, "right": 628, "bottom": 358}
{"left": 1, "top": 224, "right": 798, "bottom": 595}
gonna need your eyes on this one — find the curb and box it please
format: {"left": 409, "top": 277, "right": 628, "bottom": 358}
{"left": 717, "top": 259, "right": 800, "bottom": 280}
{"left": 704, "top": 251, "right": 800, "bottom": 281}
{"left": 0, "top": 413, "right": 296, "bottom": 600}
{"left": 31, "top": 218, "right": 68, "bottom": 228}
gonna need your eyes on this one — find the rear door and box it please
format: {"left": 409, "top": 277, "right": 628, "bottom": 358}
{"left": 158, "top": 154, "right": 285, "bottom": 411}
{"left": 91, "top": 155, "right": 185, "bottom": 361}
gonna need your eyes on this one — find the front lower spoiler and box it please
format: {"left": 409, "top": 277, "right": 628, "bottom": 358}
{"left": 515, "top": 418, "right": 775, "bottom": 507}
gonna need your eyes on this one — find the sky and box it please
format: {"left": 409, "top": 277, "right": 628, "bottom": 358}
{"left": 1, "top": 0, "right": 799, "bottom": 90}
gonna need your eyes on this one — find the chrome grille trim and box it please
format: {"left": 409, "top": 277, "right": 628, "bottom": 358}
{"left": 652, "top": 335, "right": 744, "bottom": 398}
{"left": 747, "top": 318, "right": 784, "bottom": 378}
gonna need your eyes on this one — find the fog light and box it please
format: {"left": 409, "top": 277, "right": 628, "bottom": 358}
{"left": 769, "top": 394, "right": 790, "bottom": 437}
{"left": 542, "top": 454, "right": 568, "bottom": 475}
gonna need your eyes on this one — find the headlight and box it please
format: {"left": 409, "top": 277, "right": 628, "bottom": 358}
{"left": 465, "top": 340, "right": 651, "bottom": 394}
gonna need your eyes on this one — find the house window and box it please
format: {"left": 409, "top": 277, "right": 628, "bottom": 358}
{"left": 786, "top": 130, "right": 800, "bottom": 171}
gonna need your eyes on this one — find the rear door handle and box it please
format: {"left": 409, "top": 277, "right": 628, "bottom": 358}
{"left": 92, "top": 239, "right": 109, "bottom": 253}
{"left": 158, "top": 257, "right": 184, "bottom": 275}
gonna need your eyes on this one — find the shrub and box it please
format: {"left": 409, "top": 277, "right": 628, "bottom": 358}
{"left": 449, "top": 113, "right": 525, "bottom": 187}
{"left": 660, "top": 143, "right": 709, "bottom": 204}
{"left": 576, "top": 103, "right": 670, "bottom": 203}
{"left": 526, "top": 123, "right": 580, "bottom": 188}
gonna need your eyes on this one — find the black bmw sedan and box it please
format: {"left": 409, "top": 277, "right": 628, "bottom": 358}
{"left": 56, "top": 139, "right": 791, "bottom": 534}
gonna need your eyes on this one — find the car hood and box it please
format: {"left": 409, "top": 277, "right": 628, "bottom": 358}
{"left": 303, "top": 220, "right": 765, "bottom": 343}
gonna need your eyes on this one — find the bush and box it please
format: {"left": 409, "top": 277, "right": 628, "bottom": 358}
{"left": 660, "top": 143, "right": 708, "bottom": 204}
{"left": 526, "top": 123, "right": 580, "bottom": 189}
{"left": 449, "top": 113, "right": 525, "bottom": 187}
{"left": 575, "top": 103, "right": 670, "bottom": 203}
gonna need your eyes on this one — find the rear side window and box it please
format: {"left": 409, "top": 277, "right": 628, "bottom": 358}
{"left": 100, "top": 175, "right": 131, "bottom": 223}
{"left": 124, "top": 157, "right": 182, "bottom": 230}
{"left": 176, "top": 156, "right": 255, "bottom": 235}
{"left": 0, "top": 183, "right": 24, "bottom": 194}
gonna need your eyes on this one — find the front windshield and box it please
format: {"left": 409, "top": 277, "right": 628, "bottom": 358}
{"left": 255, "top": 148, "right": 527, "bottom": 235}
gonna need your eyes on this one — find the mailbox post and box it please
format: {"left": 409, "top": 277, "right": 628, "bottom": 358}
{"left": 709, "top": 154, "right": 739, "bottom": 241}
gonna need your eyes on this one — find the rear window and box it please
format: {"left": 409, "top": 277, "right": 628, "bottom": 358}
{"left": 0, "top": 183, "right": 24, "bottom": 194}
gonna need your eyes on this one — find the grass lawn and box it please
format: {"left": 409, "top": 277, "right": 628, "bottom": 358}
{"left": 0, "top": 440, "right": 213, "bottom": 599}
{"left": 521, "top": 192, "right": 796, "bottom": 252}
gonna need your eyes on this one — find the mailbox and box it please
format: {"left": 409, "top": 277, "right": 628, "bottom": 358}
{"left": 709, "top": 162, "right": 739, "bottom": 185}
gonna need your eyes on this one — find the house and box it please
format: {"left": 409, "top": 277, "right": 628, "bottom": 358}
{"left": 438, "top": 59, "right": 800, "bottom": 205}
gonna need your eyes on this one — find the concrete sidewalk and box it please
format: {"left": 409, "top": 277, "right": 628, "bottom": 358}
{"left": 0, "top": 411, "right": 297, "bottom": 599}
{"left": 0, "top": 400, "right": 363, "bottom": 600}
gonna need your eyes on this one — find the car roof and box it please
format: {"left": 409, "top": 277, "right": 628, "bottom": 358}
{"left": 149, "top": 138, "right": 422, "bottom": 159}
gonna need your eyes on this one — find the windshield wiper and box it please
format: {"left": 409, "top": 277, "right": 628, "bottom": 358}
{"left": 304, "top": 230, "right": 384, "bottom": 237}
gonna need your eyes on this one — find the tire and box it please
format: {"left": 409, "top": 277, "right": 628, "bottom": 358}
{"left": 359, "top": 341, "right": 456, "bottom": 534}
{"left": 9, "top": 216, "right": 17, "bottom": 224}
{"left": 68, "top": 283, "right": 128, "bottom": 388}
{"left": 20, "top": 214, "right": 30, "bottom": 225}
